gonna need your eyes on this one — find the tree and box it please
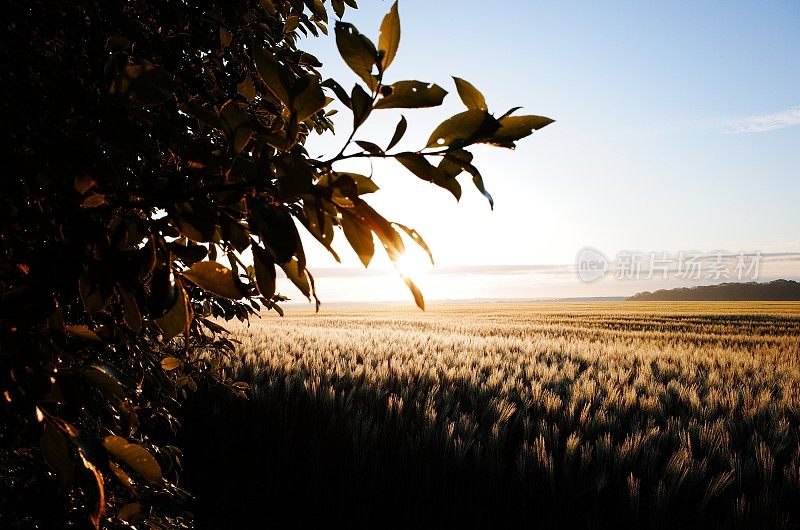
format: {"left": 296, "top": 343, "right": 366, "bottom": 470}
{"left": 0, "top": 0, "right": 551, "bottom": 527}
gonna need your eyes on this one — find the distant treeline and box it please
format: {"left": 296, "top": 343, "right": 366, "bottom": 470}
{"left": 628, "top": 279, "right": 800, "bottom": 301}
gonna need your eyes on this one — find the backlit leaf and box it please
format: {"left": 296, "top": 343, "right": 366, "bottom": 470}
{"left": 453, "top": 77, "right": 487, "bottom": 111}
{"left": 402, "top": 276, "right": 424, "bottom": 310}
{"left": 374, "top": 81, "right": 447, "bottom": 109}
{"left": 103, "top": 436, "right": 163, "bottom": 483}
{"left": 386, "top": 115, "right": 407, "bottom": 151}
{"left": 161, "top": 357, "right": 182, "bottom": 371}
{"left": 254, "top": 48, "right": 291, "bottom": 105}
{"left": 378, "top": 2, "right": 400, "bottom": 71}
{"left": 393, "top": 223, "right": 434, "bottom": 265}
{"left": 253, "top": 245, "right": 277, "bottom": 298}
{"left": 155, "top": 283, "right": 189, "bottom": 341}
{"left": 488, "top": 114, "right": 554, "bottom": 147}
{"left": 426, "top": 109, "right": 500, "bottom": 148}
{"left": 334, "top": 22, "right": 378, "bottom": 90}
{"left": 341, "top": 211, "right": 375, "bottom": 267}
{"left": 182, "top": 261, "right": 243, "bottom": 300}
{"left": 351, "top": 84, "right": 372, "bottom": 128}
{"left": 280, "top": 259, "right": 311, "bottom": 300}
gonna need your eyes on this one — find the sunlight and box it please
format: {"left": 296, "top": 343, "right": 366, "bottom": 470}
{"left": 393, "top": 248, "right": 433, "bottom": 278}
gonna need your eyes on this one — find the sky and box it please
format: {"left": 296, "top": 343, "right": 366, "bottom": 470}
{"left": 278, "top": 0, "right": 800, "bottom": 305}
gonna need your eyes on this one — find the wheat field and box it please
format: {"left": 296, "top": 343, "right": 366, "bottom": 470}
{"left": 183, "top": 302, "right": 800, "bottom": 528}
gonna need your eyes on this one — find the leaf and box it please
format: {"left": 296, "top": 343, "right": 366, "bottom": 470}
{"left": 118, "top": 288, "right": 142, "bottom": 333}
{"left": 355, "top": 140, "right": 384, "bottom": 155}
{"left": 374, "top": 81, "right": 447, "bottom": 109}
{"left": 103, "top": 436, "right": 163, "bottom": 483}
{"left": 117, "top": 503, "right": 143, "bottom": 523}
{"left": 352, "top": 200, "right": 405, "bottom": 262}
{"left": 332, "top": 0, "right": 345, "bottom": 18}
{"left": 75, "top": 175, "right": 96, "bottom": 195}
{"left": 112, "top": 63, "right": 175, "bottom": 106}
{"left": 219, "top": 100, "right": 251, "bottom": 153}
{"left": 351, "top": 84, "right": 373, "bottom": 129}
{"left": 386, "top": 115, "right": 407, "bottom": 151}
{"left": 393, "top": 223, "right": 434, "bottom": 265}
{"left": 402, "top": 276, "right": 425, "bottom": 310}
{"left": 82, "top": 366, "right": 124, "bottom": 398}
{"left": 155, "top": 283, "right": 189, "bottom": 341}
{"left": 426, "top": 109, "right": 500, "bottom": 148}
{"left": 41, "top": 423, "right": 74, "bottom": 487}
{"left": 77, "top": 450, "right": 105, "bottom": 530}
{"left": 439, "top": 150, "right": 493, "bottom": 208}
{"left": 81, "top": 194, "right": 107, "bottom": 208}
{"left": 182, "top": 261, "right": 243, "bottom": 300}
{"left": 254, "top": 48, "right": 291, "bottom": 105}
{"left": 321, "top": 78, "right": 351, "bottom": 108}
{"left": 237, "top": 74, "right": 256, "bottom": 102}
{"left": 341, "top": 211, "right": 375, "bottom": 267}
{"left": 220, "top": 27, "right": 232, "bottom": 48}
{"left": 334, "top": 22, "right": 378, "bottom": 90}
{"left": 161, "top": 357, "right": 183, "bottom": 371}
{"left": 378, "top": 2, "right": 400, "bottom": 71}
{"left": 294, "top": 77, "right": 326, "bottom": 121}
{"left": 280, "top": 259, "right": 311, "bottom": 300}
{"left": 200, "top": 317, "right": 229, "bottom": 334}
{"left": 253, "top": 245, "right": 277, "bottom": 298}
{"left": 110, "top": 463, "right": 135, "bottom": 493}
{"left": 453, "top": 77, "right": 487, "bottom": 111}
{"left": 488, "top": 114, "right": 554, "bottom": 146}
{"left": 64, "top": 325, "right": 100, "bottom": 342}
{"left": 395, "top": 153, "right": 461, "bottom": 200}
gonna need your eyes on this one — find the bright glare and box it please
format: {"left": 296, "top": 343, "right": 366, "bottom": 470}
{"left": 393, "top": 249, "right": 433, "bottom": 278}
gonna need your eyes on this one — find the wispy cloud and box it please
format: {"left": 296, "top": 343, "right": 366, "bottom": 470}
{"left": 724, "top": 106, "right": 800, "bottom": 133}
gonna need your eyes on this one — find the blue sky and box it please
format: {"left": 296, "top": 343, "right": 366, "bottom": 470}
{"left": 283, "top": 0, "right": 800, "bottom": 303}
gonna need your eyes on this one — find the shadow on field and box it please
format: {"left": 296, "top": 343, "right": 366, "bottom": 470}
{"left": 180, "top": 363, "right": 799, "bottom": 529}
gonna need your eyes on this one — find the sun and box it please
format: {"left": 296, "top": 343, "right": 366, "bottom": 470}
{"left": 393, "top": 249, "right": 433, "bottom": 277}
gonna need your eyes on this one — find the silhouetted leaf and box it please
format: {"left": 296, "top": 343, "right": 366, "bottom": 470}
{"left": 351, "top": 84, "right": 372, "bottom": 128}
{"left": 113, "top": 63, "right": 175, "bottom": 106}
{"left": 488, "top": 114, "right": 554, "bottom": 147}
{"left": 103, "top": 436, "right": 162, "bottom": 483}
{"left": 294, "top": 77, "right": 326, "bottom": 120}
{"left": 453, "top": 77, "right": 487, "bottom": 111}
{"left": 352, "top": 199, "right": 405, "bottom": 261}
{"left": 402, "top": 275, "right": 424, "bottom": 310}
{"left": 280, "top": 259, "right": 311, "bottom": 300}
{"left": 41, "top": 423, "right": 74, "bottom": 487}
{"left": 219, "top": 27, "right": 232, "bottom": 48}
{"left": 254, "top": 48, "right": 291, "bottom": 105}
{"left": 237, "top": 74, "right": 256, "bottom": 102}
{"left": 253, "top": 245, "right": 277, "bottom": 298}
{"left": 334, "top": 22, "right": 378, "bottom": 90}
{"left": 82, "top": 366, "right": 124, "bottom": 398}
{"left": 341, "top": 211, "right": 374, "bottom": 267}
{"left": 182, "top": 261, "right": 243, "bottom": 300}
{"left": 393, "top": 223, "right": 434, "bottom": 265}
{"left": 386, "top": 115, "right": 407, "bottom": 150}
{"left": 426, "top": 109, "right": 500, "bottom": 148}
{"left": 395, "top": 153, "right": 461, "bottom": 200}
{"left": 374, "top": 81, "right": 447, "bottom": 109}
{"left": 378, "top": 2, "right": 400, "bottom": 71}
{"left": 118, "top": 288, "right": 142, "bottom": 333}
{"left": 155, "top": 284, "right": 189, "bottom": 341}
{"left": 332, "top": 0, "right": 346, "bottom": 18}
{"left": 355, "top": 140, "right": 383, "bottom": 155}
{"left": 321, "top": 78, "right": 351, "bottom": 108}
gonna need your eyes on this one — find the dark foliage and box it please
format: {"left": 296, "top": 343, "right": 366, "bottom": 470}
{"left": 0, "top": 0, "right": 550, "bottom": 527}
